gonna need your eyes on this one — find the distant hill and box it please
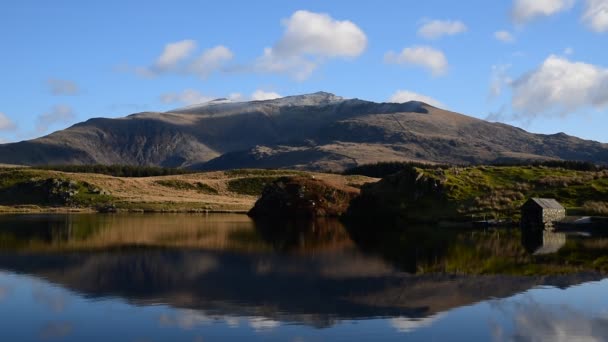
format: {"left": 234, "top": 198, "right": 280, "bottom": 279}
{"left": 0, "top": 92, "right": 607, "bottom": 170}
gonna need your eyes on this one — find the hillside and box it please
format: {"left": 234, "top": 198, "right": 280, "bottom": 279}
{"left": 347, "top": 165, "right": 608, "bottom": 222}
{"left": 0, "top": 168, "right": 375, "bottom": 213}
{"left": 0, "top": 92, "right": 607, "bottom": 170}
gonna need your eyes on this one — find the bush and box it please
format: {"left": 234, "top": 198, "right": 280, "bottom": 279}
{"left": 154, "top": 180, "right": 218, "bottom": 194}
{"left": 227, "top": 177, "right": 279, "bottom": 196}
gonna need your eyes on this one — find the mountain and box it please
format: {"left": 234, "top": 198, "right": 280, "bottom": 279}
{"left": 0, "top": 92, "right": 607, "bottom": 170}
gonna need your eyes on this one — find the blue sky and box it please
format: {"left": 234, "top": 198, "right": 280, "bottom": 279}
{"left": 0, "top": 0, "right": 607, "bottom": 143}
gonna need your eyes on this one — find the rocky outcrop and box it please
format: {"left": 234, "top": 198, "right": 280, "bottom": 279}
{"left": 248, "top": 176, "right": 359, "bottom": 218}
{"left": 0, "top": 177, "right": 111, "bottom": 206}
{"left": 345, "top": 167, "right": 451, "bottom": 223}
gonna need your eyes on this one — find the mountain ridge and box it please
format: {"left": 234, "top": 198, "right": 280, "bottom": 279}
{"left": 0, "top": 92, "right": 606, "bottom": 170}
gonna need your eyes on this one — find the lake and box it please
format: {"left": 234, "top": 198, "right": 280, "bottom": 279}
{"left": 1, "top": 213, "right": 607, "bottom": 341}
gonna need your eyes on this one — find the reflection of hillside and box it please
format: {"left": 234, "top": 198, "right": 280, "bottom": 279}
{"left": 0, "top": 247, "right": 601, "bottom": 328}
{"left": 0, "top": 214, "right": 271, "bottom": 252}
{"left": 0, "top": 214, "right": 605, "bottom": 329}
{"left": 346, "top": 223, "right": 608, "bottom": 274}
{"left": 0, "top": 214, "right": 357, "bottom": 255}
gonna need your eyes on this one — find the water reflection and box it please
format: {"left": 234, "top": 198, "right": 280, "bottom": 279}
{"left": 522, "top": 228, "right": 567, "bottom": 255}
{"left": 0, "top": 214, "right": 607, "bottom": 341}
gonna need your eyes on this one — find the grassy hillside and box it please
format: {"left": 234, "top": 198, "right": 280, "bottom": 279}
{"left": 349, "top": 165, "right": 608, "bottom": 222}
{"left": 0, "top": 168, "right": 376, "bottom": 213}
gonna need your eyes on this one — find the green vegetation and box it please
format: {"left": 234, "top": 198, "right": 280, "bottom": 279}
{"left": 154, "top": 180, "right": 218, "bottom": 194}
{"left": 111, "top": 201, "right": 216, "bottom": 212}
{"left": 344, "top": 160, "right": 606, "bottom": 178}
{"left": 227, "top": 176, "right": 283, "bottom": 196}
{"left": 37, "top": 164, "right": 196, "bottom": 177}
{"left": 343, "top": 161, "right": 448, "bottom": 178}
{"left": 0, "top": 169, "right": 114, "bottom": 207}
{"left": 491, "top": 160, "right": 607, "bottom": 171}
{"left": 349, "top": 165, "right": 608, "bottom": 222}
{"left": 431, "top": 166, "right": 608, "bottom": 218}
{"left": 194, "top": 182, "right": 219, "bottom": 194}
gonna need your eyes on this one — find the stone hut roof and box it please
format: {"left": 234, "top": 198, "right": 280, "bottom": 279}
{"left": 524, "top": 198, "right": 565, "bottom": 210}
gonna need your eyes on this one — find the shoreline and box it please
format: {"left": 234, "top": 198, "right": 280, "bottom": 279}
{"left": 0, "top": 205, "right": 250, "bottom": 215}
{"left": 0, "top": 168, "right": 376, "bottom": 217}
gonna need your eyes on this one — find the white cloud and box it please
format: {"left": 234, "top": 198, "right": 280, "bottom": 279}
{"left": 418, "top": 19, "right": 467, "bottom": 39}
{"left": 489, "top": 64, "right": 513, "bottom": 98}
{"left": 512, "top": 0, "right": 575, "bottom": 23}
{"left": 251, "top": 90, "right": 282, "bottom": 101}
{"left": 500, "top": 299, "right": 608, "bottom": 341}
{"left": 495, "top": 30, "right": 516, "bottom": 43}
{"left": 36, "top": 105, "right": 76, "bottom": 133}
{"left": 564, "top": 47, "right": 575, "bottom": 55}
{"left": 248, "top": 317, "right": 280, "bottom": 331}
{"left": 161, "top": 89, "right": 282, "bottom": 105}
{"left": 583, "top": 0, "right": 608, "bottom": 32}
{"left": 189, "top": 45, "right": 234, "bottom": 78}
{"left": 47, "top": 79, "right": 80, "bottom": 95}
{"left": 273, "top": 10, "right": 367, "bottom": 57}
{"left": 0, "top": 112, "right": 16, "bottom": 131}
{"left": 134, "top": 40, "right": 232, "bottom": 78}
{"left": 253, "top": 10, "right": 367, "bottom": 80}
{"left": 390, "top": 314, "right": 445, "bottom": 333}
{"left": 384, "top": 46, "right": 448, "bottom": 76}
{"left": 158, "top": 310, "right": 212, "bottom": 330}
{"left": 227, "top": 93, "right": 244, "bottom": 101}
{"left": 253, "top": 48, "right": 318, "bottom": 81}
{"left": 225, "top": 317, "right": 240, "bottom": 328}
{"left": 155, "top": 39, "right": 197, "bottom": 71}
{"left": 511, "top": 55, "right": 608, "bottom": 118}
{"left": 159, "top": 89, "right": 214, "bottom": 105}
{"left": 388, "top": 90, "right": 444, "bottom": 107}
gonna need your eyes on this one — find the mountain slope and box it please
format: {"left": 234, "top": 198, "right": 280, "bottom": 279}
{"left": 0, "top": 92, "right": 606, "bottom": 170}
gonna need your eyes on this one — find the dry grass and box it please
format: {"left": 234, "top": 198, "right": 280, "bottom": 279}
{"left": 0, "top": 163, "right": 26, "bottom": 168}
{"left": 0, "top": 169, "right": 378, "bottom": 213}
{"left": 582, "top": 201, "right": 608, "bottom": 216}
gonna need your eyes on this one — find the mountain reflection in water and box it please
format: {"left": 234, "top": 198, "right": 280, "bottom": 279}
{"left": 0, "top": 214, "right": 607, "bottom": 341}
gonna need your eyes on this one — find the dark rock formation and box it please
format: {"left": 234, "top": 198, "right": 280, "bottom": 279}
{"left": 346, "top": 167, "right": 448, "bottom": 223}
{"left": 248, "top": 176, "right": 359, "bottom": 218}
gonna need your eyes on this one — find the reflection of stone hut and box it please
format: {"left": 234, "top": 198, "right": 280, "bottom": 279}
{"left": 522, "top": 226, "right": 567, "bottom": 255}
{"left": 521, "top": 198, "right": 566, "bottom": 231}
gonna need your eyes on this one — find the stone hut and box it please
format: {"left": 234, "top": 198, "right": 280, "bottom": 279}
{"left": 521, "top": 198, "right": 566, "bottom": 231}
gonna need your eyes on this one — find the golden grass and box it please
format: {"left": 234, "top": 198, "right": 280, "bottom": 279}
{"left": 0, "top": 169, "right": 378, "bottom": 213}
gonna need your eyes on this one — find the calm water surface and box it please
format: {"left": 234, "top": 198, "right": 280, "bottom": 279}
{"left": 0, "top": 214, "right": 607, "bottom": 341}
